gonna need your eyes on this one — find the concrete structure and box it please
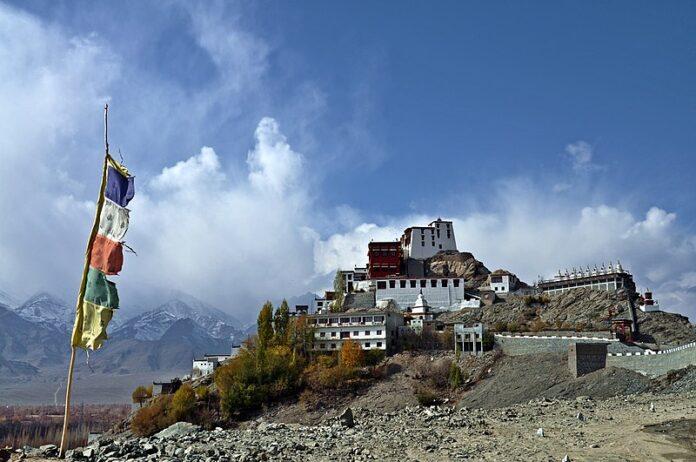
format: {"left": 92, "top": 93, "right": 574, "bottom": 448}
{"left": 375, "top": 277, "right": 465, "bottom": 310}
{"left": 340, "top": 267, "right": 368, "bottom": 293}
{"left": 568, "top": 342, "right": 608, "bottom": 377}
{"left": 406, "top": 291, "right": 435, "bottom": 332}
{"left": 607, "top": 342, "right": 696, "bottom": 377}
{"left": 486, "top": 269, "right": 519, "bottom": 294}
{"left": 192, "top": 352, "right": 235, "bottom": 378}
{"left": 368, "top": 241, "right": 403, "bottom": 279}
{"left": 401, "top": 218, "right": 457, "bottom": 260}
{"left": 454, "top": 323, "right": 484, "bottom": 356}
{"left": 313, "top": 291, "right": 335, "bottom": 314}
{"left": 537, "top": 261, "right": 636, "bottom": 295}
{"left": 494, "top": 333, "right": 619, "bottom": 356}
{"left": 152, "top": 379, "right": 181, "bottom": 396}
{"left": 639, "top": 290, "right": 661, "bottom": 312}
{"left": 308, "top": 306, "right": 404, "bottom": 353}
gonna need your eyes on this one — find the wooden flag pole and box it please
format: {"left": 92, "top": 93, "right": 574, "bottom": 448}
{"left": 59, "top": 104, "right": 111, "bottom": 458}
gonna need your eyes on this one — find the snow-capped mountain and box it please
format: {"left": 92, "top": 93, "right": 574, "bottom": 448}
{"left": 13, "top": 292, "right": 71, "bottom": 333}
{"left": 112, "top": 293, "right": 243, "bottom": 341}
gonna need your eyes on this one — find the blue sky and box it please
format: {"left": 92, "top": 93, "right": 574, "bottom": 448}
{"left": 1, "top": 1, "right": 695, "bottom": 321}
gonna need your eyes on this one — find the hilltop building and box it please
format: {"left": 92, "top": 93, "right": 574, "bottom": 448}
{"left": 313, "top": 291, "right": 335, "bottom": 314}
{"left": 401, "top": 218, "right": 457, "bottom": 260}
{"left": 454, "top": 323, "right": 484, "bottom": 356}
{"left": 308, "top": 304, "right": 404, "bottom": 353}
{"left": 537, "top": 261, "right": 636, "bottom": 296}
{"left": 375, "top": 276, "right": 466, "bottom": 310}
{"left": 485, "top": 269, "right": 520, "bottom": 295}
{"left": 639, "top": 290, "right": 661, "bottom": 313}
{"left": 340, "top": 267, "right": 368, "bottom": 292}
{"left": 368, "top": 241, "right": 403, "bottom": 278}
{"left": 192, "top": 346, "right": 241, "bottom": 378}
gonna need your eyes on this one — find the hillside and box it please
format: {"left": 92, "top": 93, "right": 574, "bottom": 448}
{"left": 439, "top": 288, "right": 696, "bottom": 346}
{"left": 423, "top": 251, "right": 492, "bottom": 287}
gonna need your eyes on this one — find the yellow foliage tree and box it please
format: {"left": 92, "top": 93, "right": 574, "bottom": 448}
{"left": 171, "top": 383, "right": 196, "bottom": 420}
{"left": 339, "top": 340, "right": 364, "bottom": 369}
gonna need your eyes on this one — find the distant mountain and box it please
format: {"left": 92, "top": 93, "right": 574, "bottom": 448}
{"left": 79, "top": 318, "right": 232, "bottom": 374}
{"left": 112, "top": 293, "right": 242, "bottom": 342}
{"left": 0, "top": 289, "right": 19, "bottom": 308}
{"left": 12, "top": 292, "right": 71, "bottom": 333}
{"left": 277, "top": 291, "right": 317, "bottom": 310}
{"left": 0, "top": 303, "right": 69, "bottom": 369}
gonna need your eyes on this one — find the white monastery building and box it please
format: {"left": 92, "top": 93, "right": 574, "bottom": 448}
{"left": 375, "top": 277, "right": 466, "bottom": 311}
{"left": 401, "top": 218, "right": 457, "bottom": 260}
{"left": 486, "top": 269, "right": 520, "bottom": 294}
{"left": 308, "top": 306, "right": 404, "bottom": 353}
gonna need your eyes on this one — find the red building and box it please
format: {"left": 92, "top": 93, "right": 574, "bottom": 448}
{"left": 368, "top": 241, "right": 403, "bottom": 279}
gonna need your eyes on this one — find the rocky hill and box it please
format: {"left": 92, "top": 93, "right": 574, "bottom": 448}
{"left": 439, "top": 288, "right": 696, "bottom": 346}
{"left": 423, "top": 251, "right": 492, "bottom": 287}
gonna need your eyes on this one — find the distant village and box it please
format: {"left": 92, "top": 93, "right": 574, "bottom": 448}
{"left": 186, "top": 218, "right": 672, "bottom": 383}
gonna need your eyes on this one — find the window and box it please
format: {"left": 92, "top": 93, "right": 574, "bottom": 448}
{"left": 420, "top": 280, "right": 426, "bottom": 288}
{"left": 421, "top": 241, "right": 425, "bottom": 247}
{"left": 377, "top": 342, "right": 382, "bottom": 348}
{"left": 320, "top": 332, "right": 325, "bottom": 337}
{"left": 373, "top": 316, "right": 385, "bottom": 322}
{"left": 340, "top": 317, "right": 350, "bottom": 323}
{"left": 410, "top": 280, "right": 417, "bottom": 288}
{"left": 329, "top": 318, "right": 339, "bottom": 324}
{"left": 340, "top": 332, "right": 350, "bottom": 339}
{"left": 362, "top": 316, "right": 373, "bottom": 323}
{"left": 350, "top": 317, "right": 361, "bottom": 323}
{"left": 491, "top": 276, "right": 503, "bottom": 283}
{"left": 365, "top": 330, "right": 371, "bottom": 335}
{"left": 441, "top": 279, "right": 448, "bottom": 287}
{"left": 376, "top": 330, "right": 382, "bottom": 335}
{"left": 453, "top": 279, "right": 460, "bottom": 287}
{"left": 377, "top": 281, "right": 387, "bottom": 289}
{"left": 439, "top": 244, "right": 442, "bottom": 249}
{"left": 318, "top": 318, "right": 327, "bottom": 324}
{"left": 389, "top": 280, "right": 396, "bottom": 288}
{"left": 331, "top": 332, "right": 336, "bottom": 337}
{"left": 319, "top": 343, "right": 326, "bottom": 349}
{"left": 400, "top": 280, "right": 406, "bottom": 288}
{"left": 365, "top": 342, "right": 371, "bottom": 348}
{"left": 431, "top": 279, "right": 437, "bottom": 288}
{"left": 353, "top": 331, "right": 359, "bottom": 336}
{"left": 331, "top": 343, "right": 336, "bottom": 349}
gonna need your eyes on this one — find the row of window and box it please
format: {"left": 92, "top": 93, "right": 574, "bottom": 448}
{"left": 318, "top": 329, "right": 383, "bottom": 338}
{"left": 369, "top": 250, "right": 399, "bottom": 256}
{"left": 311, "top": 315, "right": 386, "bottom": 325}
{"left": 376, "top": 278, "right": 461, "bottom": 290}
{"left": 318, "top": 341, "right": 383, "bottom": 349}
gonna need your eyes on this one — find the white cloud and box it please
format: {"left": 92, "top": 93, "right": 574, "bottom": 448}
{"left": 565, "top": 140, "right": 599, "bottom": 172}
{"left": 247, "top": 118, "right": 303, "bottom": 195}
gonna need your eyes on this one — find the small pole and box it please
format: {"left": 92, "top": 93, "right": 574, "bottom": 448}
{"left": 59, "top": 104, "right": 111, "bottom": 458}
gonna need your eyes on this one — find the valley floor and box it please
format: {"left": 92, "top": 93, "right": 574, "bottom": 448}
{"left": 14, "top": 391, "right": 696, "bottom": 462}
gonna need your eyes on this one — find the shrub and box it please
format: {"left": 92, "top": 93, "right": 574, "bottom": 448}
{"left": 414, "top": 387, "right": 441, "bottom": 406}
{"left": 305, "top": 363, "right": 356, "bottom": 391}
{"left": 131, "top": 395, "right": 174, "bottom": 437}
{"left": 220, "top": 383, "right": 263, "bottom": 416}
{"left": 171, "top": 384, "right": 196, "bottom": 421}
{"left": 506, "top": 321, "right": 520, "bottom": 333}
{"left": 492, "top": 321, "right": 507, "bottom": 332}
{"left": 339, "top": 340, "right": 364, "bottom": 368}
{"left": 448, "top": 362, "right": 463, "bottom": 389}
{"left": 482, "top": 330, "right": 495, "bottom": 350}
{"left": 195, "top": 386, "right": 210, "bottom": 401}
{"left": 530, "top": 319, "right": 547, "bottom": 332}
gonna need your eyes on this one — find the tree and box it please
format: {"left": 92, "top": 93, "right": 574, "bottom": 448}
{"left": 171, "top": 383, "right": 196, "bottom": 420}
{"left": 448, "top": 362, "right": 464, "bottom": 389}
{"left": 339, "top": 340, "right": 364, "bottom": 369}
{"left": 257, "top": 301, "right": 274, "bottom": 350}
{"left": 273, "top": 300, "right": 290, "bottom": 345}
{"left": 331, "top": 269, "right": 345, "bottom": 312}
{"left": 131, "top": 385, "right": 150, "bottom": 408}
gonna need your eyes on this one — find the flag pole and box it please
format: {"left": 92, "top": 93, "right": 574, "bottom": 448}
{"left": 59, "top": 104, "right": 111, "bottom": 458}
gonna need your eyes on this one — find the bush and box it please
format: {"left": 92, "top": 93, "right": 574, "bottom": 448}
{"left": 195, "top": 386, "right": 210, "bottom": 401}
{"left": 506, "top": 321, "right": 520, "bottom": 333}
{"left": 448, "top": 362, "right": 463, "bottom": 389}
{"left": 492, "top": 321, "right": 507, "bottom": 332}
{"left": 305, "top": 363, "right": 357, "bottom": 391}
{"left": 131, "top": 395, "right": 174, "bottom": 437}
{"left": 171, "top": 384, "right": 196, "bottom": 421}
{"left": 530, "top": 319, "right": 547, "bottom": 332}
{"left": 220, "top": 383, "right": 263, "bottom": 416}
{"left": 414, "top": 387, "right": 441, "bottom": 406}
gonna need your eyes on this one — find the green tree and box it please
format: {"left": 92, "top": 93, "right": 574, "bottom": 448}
{"left": 257, "top": 301, "right": 274, "bottom": 350}
{"left": 448, "top": 362, "right": 464, "bottom": 389}
{"left": 273, "top": 300, "right": 290, "bottom": 345}
{"left": 331, "top": 269, "right": 345, "bottom": 312}
{"left": 131, "top": 385, "right": 150, "bottom": 408}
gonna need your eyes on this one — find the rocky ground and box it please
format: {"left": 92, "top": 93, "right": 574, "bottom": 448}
{"left": 10, "top": 391, "right": 696, "bottom": 462}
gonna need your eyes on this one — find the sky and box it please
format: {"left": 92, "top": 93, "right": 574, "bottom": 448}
{"left": 0, "top": 1, "right": 695, "bottom": 322}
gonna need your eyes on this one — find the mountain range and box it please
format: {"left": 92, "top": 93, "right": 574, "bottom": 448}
{"left": 0, "top": 289, "right": 259, "bottom": 379}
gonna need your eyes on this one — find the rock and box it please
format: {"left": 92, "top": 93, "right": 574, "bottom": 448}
{"left": 649, "top": 402, "right": 655, "bottom": 412}
{"left": 536, "top": 428, "right": 544, "bottom": 437}
{"left": 576, "top": 412, "right": 585, "bottom": 421}
{"left": 0, "top": 448, "right": 11, "bottom": 462}
{"left": 562, "top": 455, "right": 570, "bottom": 462}
{"left": 39, "top": 444, "right": 58, "bottom": 457}
{"left": 155, "top": 422, "right": 201, "bottom": 440}
{"left": 339, "top": 408, "right": 355, "bottom": 428}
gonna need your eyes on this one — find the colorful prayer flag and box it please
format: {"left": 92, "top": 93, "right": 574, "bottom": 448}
{"left": 71, "top": 156, "right": 134, "bottom": 350}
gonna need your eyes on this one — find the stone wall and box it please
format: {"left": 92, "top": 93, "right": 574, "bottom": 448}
{"left": 569, "top": 342, "right": 608, "bottom": 377}
{"left": 494, "top": 334, "right": 618, "bottom": 356}
{"left": 607, "top": 342, "right": 696, "bottom": 377}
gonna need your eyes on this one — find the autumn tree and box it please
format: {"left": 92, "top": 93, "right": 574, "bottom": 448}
{"left": 331, "top": 269, "right": 345, "bottom": 312}
{"left": 273, "top": 300, "right": 290, "bottom": 345}
{"left": 131, "top": 385, "right": 150, "bottom": 408}
{"left": 257, "top": 301, "right": 274, "bottom": 350}
{"left": 339, "top": 340, "right": 364, "bottom": 368}
{"left": 171, "top": 383, "right": 196, "bottom": 420}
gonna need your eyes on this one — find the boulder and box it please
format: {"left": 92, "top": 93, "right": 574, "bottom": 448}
{"left": 339, "top": 408, "right": 355, "bottom": 428}
{"left": 155, "top": 421, "right": 201, "bottom": 440}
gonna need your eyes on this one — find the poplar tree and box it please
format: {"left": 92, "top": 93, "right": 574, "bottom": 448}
{"left": 257, "top": 301, "right": 274, "bottom": 350}
{"left": 331, "top": 269, "right": 346, "bottom": 312}
{"left": 274, "top": 299, "right": 290, "bottom": 345}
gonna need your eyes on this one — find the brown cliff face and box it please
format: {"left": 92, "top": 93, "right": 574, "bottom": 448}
{"left": 424, "top": 251, "right": 491, "bottom": 287}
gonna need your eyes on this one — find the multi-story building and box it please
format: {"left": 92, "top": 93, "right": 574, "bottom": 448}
{"left": 374, "top": 276, "right": 466, "bottom": 310}
{"left": 308, "top": 306, "right": 404, "bottom": 353}
{"left": 339, "top": 267, "right": 368, "bottom": 292}
{"left": 454, "top": 323, "right": 484, "bottom": 356}
{"left": 313, "top": 291, "right": 335, "bottom": 314}
{"left": 401, "top": 218, "right": 457, "bottom": 260}
{"left": 367, "top": 241, "right": 403, "bottom": 279}
{"left": 537, "top": 261, "right": 636, "bottom": 296}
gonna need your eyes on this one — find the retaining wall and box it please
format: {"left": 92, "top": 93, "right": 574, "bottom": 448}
{"left": 607, "top": 342, "right": 696, "bottom": 377}
{"left": 494, "top": 334, "right": 618, "bottom": 356}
